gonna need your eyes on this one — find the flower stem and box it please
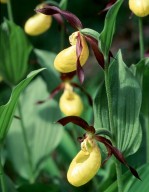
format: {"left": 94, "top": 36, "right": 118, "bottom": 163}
{"left": 104, "top": 57, "right": 123, "bottom": 192}
{"left": 18, "top": 101, "right": 35, "bottom": 183}
{"left": 139, "top": 17, "right": 144, "bottom": 60}
{"left": 7, "top": 0, "right": 13, "bottom": 22}
{"left": 0, "top": 148, "right": 6, "bottom": 192}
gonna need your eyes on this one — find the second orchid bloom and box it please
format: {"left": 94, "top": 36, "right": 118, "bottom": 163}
{"left": 54, "top": 31, "right": 89, "bottom": 73}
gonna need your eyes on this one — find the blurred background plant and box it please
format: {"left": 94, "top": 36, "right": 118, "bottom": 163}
{"left": 0, "top": 0, "right": 149, "bottom": 192}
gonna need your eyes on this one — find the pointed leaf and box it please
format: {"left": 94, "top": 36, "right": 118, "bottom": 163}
{"left": 0, "top": 68, "right": 44, "bottom": 143}
{"left": 99, "top": 0, "right": 123, "bottom": 57}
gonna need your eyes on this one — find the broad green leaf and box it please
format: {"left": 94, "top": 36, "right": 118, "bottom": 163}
{"left": 94, "top": 50, "right": 142, "bottom": 156}
{"left": 80, "top": 28, "right": 100, "bottom": 41}
{"left": 0, "top": 68, "right": 44, "bottom": 143}
{"left": 0, "top": 19, "right": 32, "bottom": 85}
{"left": 34, "top": 49, "right": 60, "bottom": 91}
{"left": 99, "top": 0, "right": 123, "bottom": 57}
{"left": 105, "top": 163, "right": 149, "bottom": 192}
{"left": 5, "top": 77, "right": 63, "bottom": 180}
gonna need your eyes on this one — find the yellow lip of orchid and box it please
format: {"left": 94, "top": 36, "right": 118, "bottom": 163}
{"left": 67, "top": 136, "right": 101, "bottom": 187}
{"left": 129, "top": 0, "right": 149, "bottom": 17}
{"left": 59, "top": 82, "right": 83, "bottom": 116}
{"left": 24, "top": 13, "right": 52, "bottom": 36}
{"left": 54, "top": 31, "right": 89, "bottom": 73}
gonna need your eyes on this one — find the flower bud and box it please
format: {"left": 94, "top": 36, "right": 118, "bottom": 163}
{"left": 54, "top": 31, "right": 89, "bottom": 73}
{"left": 59, "top": 84, "right": 83, "bottom": 116}
{"left": 67, "top": 137, "right": 101, "bottom": 186}
{"left": 24, "top": 13, "right": 52, "bottom": 36}
{"left": 129, "top": 0, "right": 149, "bottom": 17}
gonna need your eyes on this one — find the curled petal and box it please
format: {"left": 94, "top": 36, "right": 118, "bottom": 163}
{"left": 54, "top": 32, "right": 89, "bottom": 73}
{"left": 98, "top": 0, "right": 117, "bottom": 15}
{"left": 59, "top": 90, "right": 83, "bottom": 116}
{"left": 24, "top": 13, "right": 52, "bottom": 36}
{"left": 57, "top": 116, "right": 95, "bottom": 133}
{"left": 67, "top": 144, "right": 101, "bottom": 186}
{"left": 36, "top": 83, "right": 64, "bottom": 104}
{"left": 85, "top": 35, "right": 104, "bottom": 68}
{"left": 95, "top": 135, "right": 141, "bottom": 180}
{"left": 36, "top": 5, "right": 83, "bottom": 30}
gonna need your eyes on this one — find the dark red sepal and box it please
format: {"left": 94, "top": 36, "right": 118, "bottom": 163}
{"left": 98, "top": 0, "right": 117, "bottom": 15}
{"left": 60, "top": 71, "right": 76, "bottom": 81}
{"left": 76, "top": 33, "right": 84, "bottom": 83}
{"left": 57, "top": 116, "right": 95, "bottom": 133}
{"left": 95, "top": 135, "right": 141, "bottom": 180}
{"left": 85, "top": 35, "right": 105, "bottom": 68}
{"left": 70, "top": 82, "right": 93, "bottom": 106}
{"left": 36, "top": 83, "right": 65, "bottom": 104}
{"left": 36, "top": 5, "right": 83, "bottom": 30}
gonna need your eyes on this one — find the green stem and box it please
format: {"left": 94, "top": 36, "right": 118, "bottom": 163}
{"left": 139, "top": 17, "right": 144, "bottom": 60}
{"left": 104, "top": 60, "right": 115, "bottom": 140}
{"left": 104, "top": 57, "right": 123, "bottom": 192}
{"left": 7, "top": 0, "right": 13, "bottom": 22}
{"left": 116, "top": 161, "right": 123, "bottom": 192}
{"left": 0, "top": 148, "right": 6, "bottom": 192}
{"left": 18, "top": 101, "right": 35, "bottom": 183}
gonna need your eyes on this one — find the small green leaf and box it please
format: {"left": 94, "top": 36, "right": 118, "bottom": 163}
{"left": 0, "top": 19, "right": 32, "bottom": 85}
{"left": 0, "top": 68, "right": 44, "bottom": 143}
{"left": 80, "top": 28, "right": 100, "bottom": 40}
{"left": 99, "top": 0, "right": 123, "bottom": 57}
{"left": 94, "top": 50, "right": 142, "bottom": 156}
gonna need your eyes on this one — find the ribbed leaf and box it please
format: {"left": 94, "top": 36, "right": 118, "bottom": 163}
{"left": 0, "top": 19, "right": 32, "bottom": 85}
{"left": 5, "top": 77, "right": 63, "bottom": 180}
{"left": 99, "top": 0, "right": 123, "bottom": 57}
{"left": 0, "top": 69, "right": 44, "bottom": 143}
{"left": 94, "top": 50, "right": 142, "bottom": 156}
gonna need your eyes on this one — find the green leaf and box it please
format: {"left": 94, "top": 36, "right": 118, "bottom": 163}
{"left": 5, "top": 77, "right": 63, "bottom": 180}
{"left": 105, "top": 163, "right": 149, "bottom": 192}
{"left": 99, "top": 0, "right": 123, "bottom": 57}
{"left": 94, "top": 50, "right": 142, "bottom": 156}
{"left": 0, "top": 68, "right": 44, "bottom": 143}
{"left": 80, "top": 28, "right": 100, "bottom": 41}
{"left": 0, "top": 19, "right": 32, "bottom": 85}
{"left": 34, "top": 49, "right": 60, "bottom": 91}
{"left": 59, "top": 0, "right": 68, "bottom": 10}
